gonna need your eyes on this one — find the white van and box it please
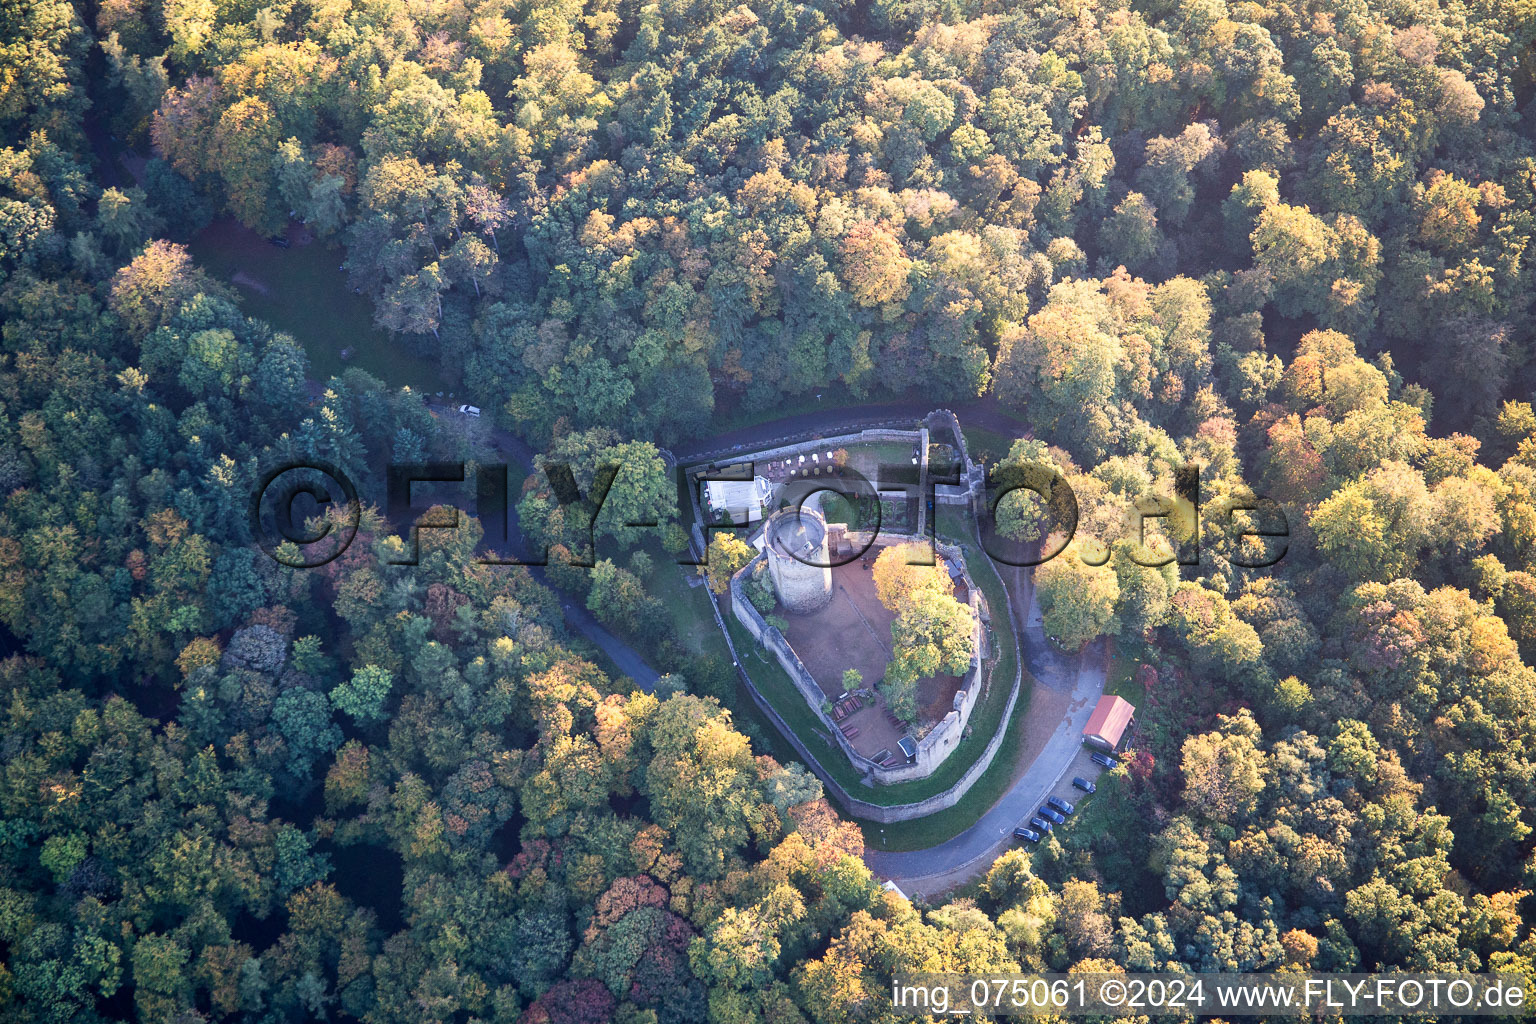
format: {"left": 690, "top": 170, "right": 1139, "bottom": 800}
{"left": 458, "top": 405, "right": 482, "bottom": 418}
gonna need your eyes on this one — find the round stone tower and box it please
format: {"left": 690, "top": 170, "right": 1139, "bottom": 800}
{"left": 764, "top": 506, "right": 833, "bottom": 613}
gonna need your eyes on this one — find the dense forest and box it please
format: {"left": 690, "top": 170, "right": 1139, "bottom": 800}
{"left": 1, "top": 0, "right": 1535, "bottom": 1017}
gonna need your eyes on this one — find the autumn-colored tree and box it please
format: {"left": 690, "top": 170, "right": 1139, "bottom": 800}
{"left": 871, "top": 542, "right": 950, "bottom": 611}
{"left": 108, "top": 240, "right": 220, "bottom": 338}
{"left": 840, "top": 220, "right": 912, "bottom": 307}
{"left": 702, "top": 532, "right": 754, "bottom": 594}
{"left": 1034, "top": 542, "right": 1119, "bottom": 651}
{"left": 885, "top": 586, "right": 977, "bottom": 687}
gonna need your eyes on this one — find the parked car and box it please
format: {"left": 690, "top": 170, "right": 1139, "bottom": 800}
{"left": 1013, "top": 826, "right": 1041, "bottom": 842}
{"left": 1047, "top": 795, "right": 1076, "bottom": 815}
{"left": 267, "top": 235, "right": 290, "bottom": 248}
{"left": 1089, "top": 751, "right": 1118, "bottom": 768}
{"left": 1028, "top": 816, "right": 1053, "bottom": 834}
{"left": 1072, "top": 777, "right": 1097, "bottom": 793}
{"left": 1038, "top": 806, "right": 1066, "bottom": 825}
{"left": 458, "top": 404, "right": 482, "bottom": 417}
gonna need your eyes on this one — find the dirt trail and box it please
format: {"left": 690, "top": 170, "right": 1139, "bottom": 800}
{"left": 231, "top": 270, "right": 271, "bottom": 295}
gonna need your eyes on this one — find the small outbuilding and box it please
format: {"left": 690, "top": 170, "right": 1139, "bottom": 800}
{"left": 705, "top": 476, "right": 773, "bottom": 524}
{"left": 1082, "top": 695, "right": 1135, "bottom": 751}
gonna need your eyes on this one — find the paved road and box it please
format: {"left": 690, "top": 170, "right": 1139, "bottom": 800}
{"left": 442, "top": 395, "right": 1022, "bottom": 693}
{"left": 431, "top": 406, "right": 663, "bottom": 690}
{"left": 452, "top": 397, "right": 1105, "bottom": 880}
{"left": 673, "top": 396, "right": 1030, "bottom": 464}
{"left": 863, "top": 575, "right": 1107, "bottom": 894}
{"left": 557, "top": 597, "right": 661, "bottom": 689}
{"left": 657, "top": 398, "right": 1111, "bottom": 885}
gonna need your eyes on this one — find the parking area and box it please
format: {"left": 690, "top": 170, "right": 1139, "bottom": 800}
{"left": 1014, "top": 744, "right": 1118, "bottom": 840}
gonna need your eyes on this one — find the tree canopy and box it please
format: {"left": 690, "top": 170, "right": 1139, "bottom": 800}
{"left": 2, "top": 0, "right": 1536, "bottom": 1017}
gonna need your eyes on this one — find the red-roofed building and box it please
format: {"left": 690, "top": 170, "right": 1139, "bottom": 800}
{"left": 1082, "top": 695, "right": 1136, "bottom": 751}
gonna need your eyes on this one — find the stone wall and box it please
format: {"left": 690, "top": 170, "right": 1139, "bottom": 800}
{"left": 700, "top": 422, "right": 981, "bottom": 513}
{"left": 851, "top": 669, "right": 1021, "bottom": 823}
{"left": 925, "top": 409, "right": 969, "bottom": 464}
{"left": 687, "top": 409, "right": 1023, "bottom": 824}
{"left": 707, "top": 427, "right": 924, "bottom": 471}
{"left": 729, "top": 531, "right": 986, "bottom": 785}
{"left": 725, "top": 549, "right": 1023, "bottom": 823}
{"left": 924, "top": 409, "right": 986, "bottom": 507}
{"left": 764, "top": 508, "right": 834, "bottom": 613}
{"left": 843, "top": 531, "right": 985, "bottom": 781}
{"left": 730, "top": 559, "right": 881, "bottom": 776}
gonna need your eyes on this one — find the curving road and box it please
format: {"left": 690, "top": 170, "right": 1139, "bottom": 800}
{"left": 472, "top": 394, "right": 1019, "bottom": 694}
{"left": 473, "top": 395, "right": 1105, "bottom": 886}
{"left": 557, "top": 596, "right": 661, "bottom": 689}
{"left": 460, "top": 392, "right": 1015, "bottom": 695}
{"left": 674, "top": 399, "right": 1110, "bottom": 891}
{"left": 863, "top": 570, "right": 1108, "bottom": 895}
{"left": 432, "top": 406, "right": 664, "bottom": 690}
{"left": 673, "top": 396, "right": 1029, "bottom": 465}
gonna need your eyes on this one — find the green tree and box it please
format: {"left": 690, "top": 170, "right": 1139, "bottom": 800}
{"left": 330, "top": 664, "right": 394, "bottom": 724}
{"left": 992, "top": 439, "right": 1067, "bottom": 545}
{"left": 591, "top": 440, "right": 676, "bottom": 550}
{"left": 1180, "top": 711, "right": 1267, "bottom": 824}
{"left": 586, "top": 559, "right": 653, "bottom": 633}
{"left": 702, "top": 532, "right": 753, "bottom": 595}
{"left": 1034, "top": 543, "right": 1119, "bottom": 651}
{"left": 271, "top": 688, "right": 342, "bottom": 782}
{"left": 642, "top": 695, "right": 762, "bottom": 879}
{"left": 886, "top": 587, "right": 977, "bottom": 686}
{"left": 1098, "top": 191, "right": 1162, "bottom": 274}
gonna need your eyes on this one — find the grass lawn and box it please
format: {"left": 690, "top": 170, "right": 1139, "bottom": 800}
{"left": 717, "top": 500, "right": 1023, "bottom": 810}
{"left": 809, "top": 439, "right": 921, "bottom": 529}
{"left": 723, "top": 613, "right": 878, "bottom": 793}
{"left": 854, "top": 689, "right": 1027, "bottom": 851}
{"left": 961, "top": 425, "right": 1019, "bottom": 466}
{"left": 637, "top": 548, "right": 799, "bottom": 764}
{"left": 637, "top": 546, "right": 719, "bottom": 656}
{"left": 1105, "top": 637, "right": 1147, "bottom": 705}
{"left": 819, "top": 495, "right": 907, "bottom": 532}
{"left": 187, "top": 218, "right": 450, "bottom": 390}
{"left": 855, "top": 441, "right": 921, "bottom": 477}
{"left": 819, "top": 493, "right": 856, "bottom": 527}
{"left": 934, "top": 505, "right": 974, "bottom": 543}
{"left": 725, "top": 606, "right": 1021, "bottom": 806}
